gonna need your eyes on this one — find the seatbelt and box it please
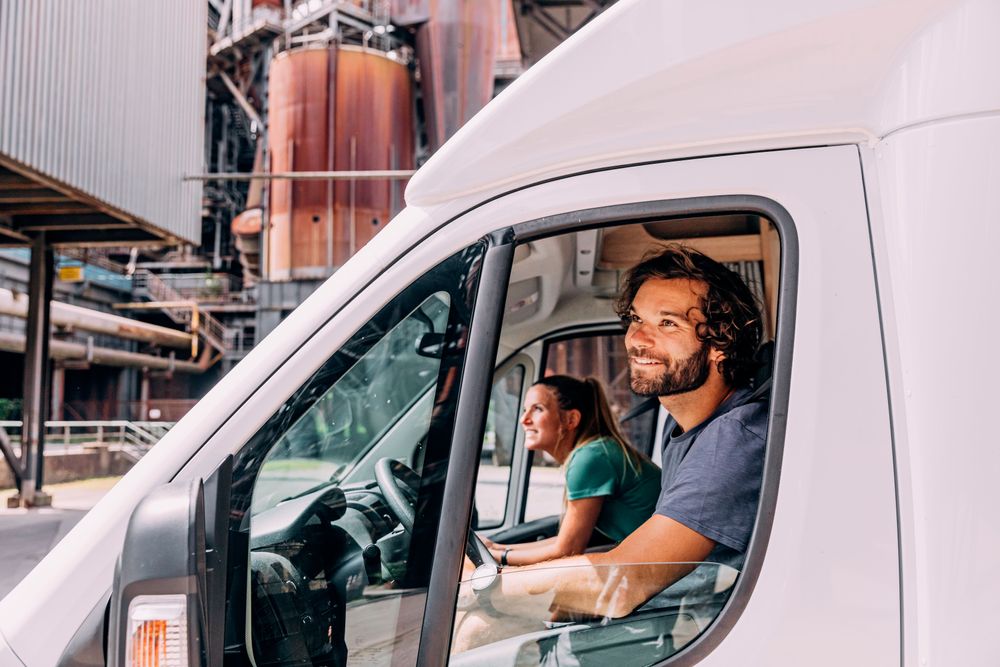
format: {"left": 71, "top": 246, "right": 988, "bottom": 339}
{"left": 620, "top": 396, "right": 659, "bottom": 424}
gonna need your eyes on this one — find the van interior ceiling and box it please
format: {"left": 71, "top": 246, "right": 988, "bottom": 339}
{"left": 499, "top": 214, "right": 781, "bottom": 358}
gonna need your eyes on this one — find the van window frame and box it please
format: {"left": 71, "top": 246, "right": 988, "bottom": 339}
{"left": 420, "top": 195, "right": 797, "bottom": 666}
{"left": 415, "top": 233, "right": 516, "bottom": 664}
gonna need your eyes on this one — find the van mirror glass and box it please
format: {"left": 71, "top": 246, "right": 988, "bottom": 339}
{"left": 415, "top": 331, "right": 462, "bottom": 358}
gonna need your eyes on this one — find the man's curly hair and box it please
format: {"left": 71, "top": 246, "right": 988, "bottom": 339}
{"left": 614, "top": 244, "right": 764, "bottom": 387}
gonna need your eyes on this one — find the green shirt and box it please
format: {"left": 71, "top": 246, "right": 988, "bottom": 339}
{"left": 564, "top": 437, "right": 661, "bottom": 543}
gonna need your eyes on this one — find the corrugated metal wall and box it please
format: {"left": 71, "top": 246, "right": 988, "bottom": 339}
{"left": 0, "top": 0, "right": 206, "bottom": 244}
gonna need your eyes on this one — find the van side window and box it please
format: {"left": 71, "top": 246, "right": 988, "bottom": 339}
{"left": 456, "top": 215, "right": 782, "bottom": 665}
{"left": 476, "top": 363, "right": 525, "bottom": 528}
{"left": 225, "top": 244, "right": 485, "bottom": 666}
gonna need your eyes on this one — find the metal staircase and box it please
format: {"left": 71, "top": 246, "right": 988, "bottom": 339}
{"left": 131, "top": 269, "right": 230, "bottom": 355}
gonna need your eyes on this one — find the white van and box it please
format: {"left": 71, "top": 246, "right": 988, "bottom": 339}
{"left": 3, "top": 0, "right": 999, "bottom": 665}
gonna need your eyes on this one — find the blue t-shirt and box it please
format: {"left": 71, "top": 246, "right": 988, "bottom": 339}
{"left": 656, "top": 386, "right": 768, "bottom": 571}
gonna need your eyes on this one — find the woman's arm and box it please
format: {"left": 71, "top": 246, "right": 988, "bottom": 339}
{"left": 488, "top": 496, "right": 605, "bottom": 566}
{"left": 483, "top": 535, "right": 559, "bottom": 551}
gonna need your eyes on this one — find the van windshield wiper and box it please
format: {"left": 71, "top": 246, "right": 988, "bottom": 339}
{"left": 278, "top": 465, "right": 348, "bottom": 503}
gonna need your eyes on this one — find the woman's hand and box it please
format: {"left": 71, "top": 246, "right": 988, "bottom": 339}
{"left": 493, "top": 497, "right": 605, "bottom": 567}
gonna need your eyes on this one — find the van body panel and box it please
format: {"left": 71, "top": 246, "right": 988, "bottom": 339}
{"left": 0, "top": 631, "right": 24, "bottom": 667}
{"left": 407, "top": 0, "right": 1000, "bottom": 207}
{"left": 867, "top": 114, "right": 1000, "bottom": 666}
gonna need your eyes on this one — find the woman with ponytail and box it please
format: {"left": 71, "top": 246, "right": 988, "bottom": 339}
{"left": 485, "top": 375, "right": 661, "bottom": 567}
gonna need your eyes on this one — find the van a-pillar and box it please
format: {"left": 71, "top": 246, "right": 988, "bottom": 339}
{"left": 18, "top": 233, "right": 54, "bottom": 507}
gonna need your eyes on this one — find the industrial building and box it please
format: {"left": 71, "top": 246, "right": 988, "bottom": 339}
{"left": 0, "top": 0, "right": 614, "bottom": 503}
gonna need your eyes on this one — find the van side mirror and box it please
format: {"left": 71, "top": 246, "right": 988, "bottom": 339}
{"left": 107, "top": 479, "right": 209, "bottom": 666}
{"left": 415, "top": 332, "right": 446, "bottom": 358}
{"left": 415, "top": 332, "right": 462, "bottom": 358}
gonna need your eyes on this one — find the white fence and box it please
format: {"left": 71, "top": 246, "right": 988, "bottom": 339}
{"left": 0, "top": 420, "right": 175, "bottom": 462}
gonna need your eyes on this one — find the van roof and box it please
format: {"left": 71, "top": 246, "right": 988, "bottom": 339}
{"left": 405, "top": 0, "right": 999, "bottom": 207}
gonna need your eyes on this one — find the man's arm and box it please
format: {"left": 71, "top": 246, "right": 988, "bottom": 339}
{"left": 496, "top": 514, "right": 714, "bottom": 619}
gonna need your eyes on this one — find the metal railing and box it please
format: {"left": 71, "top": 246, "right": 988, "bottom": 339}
{"left": 0, "top": 420, "right": 176, "bottom": 462}
{"left": 223, "top": 326, "right": 256, "bottom": 359}
{"left": 132, "top": 269, "right": 229, "bottom": 353}
{"left": 63, "top": 399, "right": 198, "bottom": 422}
{"left": 60, "top": 248, "right": 128, "bottom": 274}
{"left": 152, "top": 272, "right": 255, "bottom": 304}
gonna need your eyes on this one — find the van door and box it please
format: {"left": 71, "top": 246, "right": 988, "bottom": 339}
{"left": 434, "top": 145, "right": 898, "bottom": 665}
{"left": 166, "top": 144, "right": 895, "bottom": 667}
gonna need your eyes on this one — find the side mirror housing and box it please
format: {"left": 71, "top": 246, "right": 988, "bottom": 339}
{"left": 107, "top": 480, "right": 208, "bottom": 666}
{"left": 415, "top": 332, "right": 462, "bottom": 358}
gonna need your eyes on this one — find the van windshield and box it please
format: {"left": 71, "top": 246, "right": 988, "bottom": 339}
{"left": 250, "top": 293, "right": 451, "bottom": 515}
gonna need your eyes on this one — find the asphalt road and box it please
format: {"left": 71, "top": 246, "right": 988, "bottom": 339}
{"left": 0, "top": 477, "right": 118, "bottom": 599}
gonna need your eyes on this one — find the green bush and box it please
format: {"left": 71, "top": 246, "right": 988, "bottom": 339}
{"left": 0, "top": 399, "right": 22, "bottom": 421}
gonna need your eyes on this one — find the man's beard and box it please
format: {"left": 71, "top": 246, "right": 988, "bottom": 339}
{"left": 628, "top": 342, "right": 711, "bottom": 397}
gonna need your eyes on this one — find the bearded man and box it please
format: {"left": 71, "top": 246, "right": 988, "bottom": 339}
{"left": 614, "top": 244, "right": 767, "bottom": 583}
{"left": 453, "top": 245, "right": 767, "bottom": 653}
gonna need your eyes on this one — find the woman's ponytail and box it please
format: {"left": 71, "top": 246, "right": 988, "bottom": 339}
{"left": 535, "top": 375, "right": 648, "bottom": 472}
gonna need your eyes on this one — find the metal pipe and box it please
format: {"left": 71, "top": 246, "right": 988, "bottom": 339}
{"left": 111, "top": 300, "right": 203, "bottom": 357}
{"left": 0, "top": 331, "right": 209, "bottom": 373}
{"left": 349, "top": 137, "right": 357, "bottom": 256}
{"left": 325, "top": 44, "right": 335, "bottom": 275}
{"left": 218, "top": 70, "right": 264, "bottom": 131}
{"left": 0, "top": 288, "right": 192, "bottom": 350}
{"left": 183, "top": 169, "right": 416, "bottom": 181}
{"left": 287, "top": 140, "right": 294, "bottom": 282}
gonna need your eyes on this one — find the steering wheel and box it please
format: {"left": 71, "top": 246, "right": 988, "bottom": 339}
{"left": 374, "top": 457, "right": 420, "bottom": 532}
{"left": 374, "top": 457, "right": 500, "bottom": 580}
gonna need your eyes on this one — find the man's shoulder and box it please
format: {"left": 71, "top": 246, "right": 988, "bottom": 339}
{"left": 718, "top": 398, "right": 768, "bottom": 437}
{"left": 702, "top": 395, "right": 768, "bottom": 444}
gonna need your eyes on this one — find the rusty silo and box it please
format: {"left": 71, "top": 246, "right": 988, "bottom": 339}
{"left": 415, "top": 0, "right": 499, "bottom": 152}
{"left": 267, "top": 45, "right": 414, "bottom": 281}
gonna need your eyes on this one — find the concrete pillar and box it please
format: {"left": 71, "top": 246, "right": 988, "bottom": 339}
{"left": 116, "top": 366, "right": 133, "bottom": 420}
{"left": 51, "top": 363, "right": 65, "bottom": 421}
{"left": 139, "top": 369, "right": 150, "bottom": 421}
{"left": 19, "top": 233, "right": 54, "bottom": 507}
